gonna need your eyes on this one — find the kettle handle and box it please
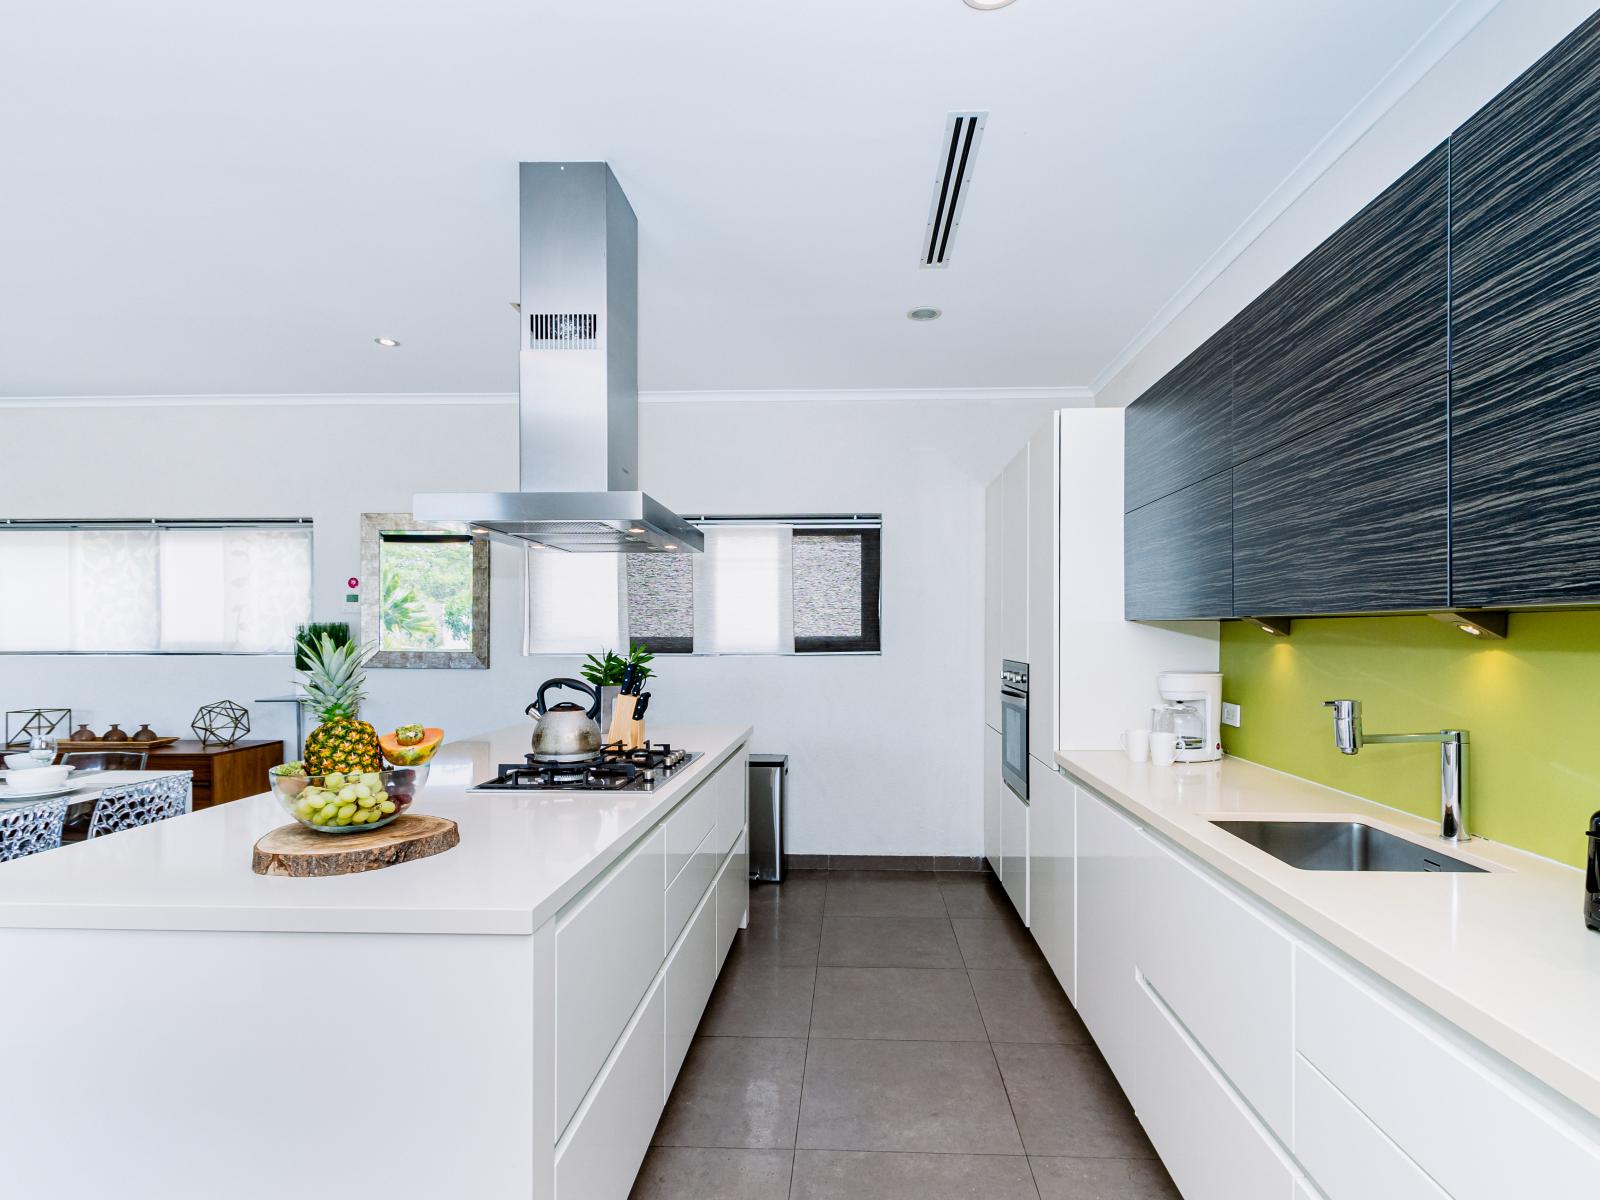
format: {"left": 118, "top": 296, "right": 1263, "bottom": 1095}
{"left": 530, "top": 677, "right": 601, "bottom": 721}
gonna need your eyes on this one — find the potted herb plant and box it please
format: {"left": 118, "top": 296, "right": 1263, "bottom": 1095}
{"left": 580, "top": 644, "right": 656, "bottom": 733}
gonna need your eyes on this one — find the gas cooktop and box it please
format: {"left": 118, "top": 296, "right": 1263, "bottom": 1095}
{"left": 471, "top": 743, "right": 701, "bottom": 793}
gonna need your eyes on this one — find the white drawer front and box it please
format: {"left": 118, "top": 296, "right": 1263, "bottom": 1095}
{"left": 1136, "top": 977, "right": 1296, "bottom": 1200}
{"left": 1139, "top": 839, "right": 1293, "bottom": 1137}
{"left": 664, "top": 776, "right": 718, "bottom": 889}
{"left": 716, "top": 834, "right": 748, "bottom": 969}
{"left": 664, "top": 822, "right": 718, "bottom": 956}
{"left": 556, "top": 979, "right": 664, "bottom": 1200}
{"left": 1296, "top": 947, "right": 1600, "bottom": 1199}
{"left": 715, "top": 750, "right": 748, "bottom": 858}
{"left": 1294, "top": 1054, "right": 1446, "bottom": 1200}
{"left": 664, "top": 890, "right": 717, "bottom": 1097}
{"left": 555, "top": 828, "right": 665, "bottom": 1138}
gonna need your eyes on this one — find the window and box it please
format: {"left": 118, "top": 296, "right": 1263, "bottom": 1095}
{"left": 524, "top": 516, "right": 881, "bottom": 656}
{"left": 0, "top": 520, "right": 313, "bottom": 654}
{"left": 359, "top": 514, "right": 491, "bottom": 669}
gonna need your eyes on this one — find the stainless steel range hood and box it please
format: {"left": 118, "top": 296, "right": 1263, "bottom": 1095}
{"left": 414, "top": 163, "right": 703, "bottom": 553}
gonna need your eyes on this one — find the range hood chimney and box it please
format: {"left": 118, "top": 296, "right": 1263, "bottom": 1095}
{"left": 414, "top": 163, "right": 703, "bottom": 553}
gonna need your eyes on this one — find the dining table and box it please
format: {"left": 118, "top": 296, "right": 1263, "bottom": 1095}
{"left": 0, "top": 768, "right": 192, "bottom": 832}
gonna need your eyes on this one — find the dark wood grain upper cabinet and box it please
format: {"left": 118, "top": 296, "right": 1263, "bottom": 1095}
{"left": 1450, "top": 13, "right": 1600, "bottom": 608}
{"left": 1124, "top": 330, "right": 1232, "bottom": 512}
{"left": 1231, "top": 145, "right": 1449, "bottom": 465}
{"left": 1125, "top": 471, "right": 1233, "bottom": 621}
{"left": 1233, "top": 398, "right": 1447, "bottom": 615}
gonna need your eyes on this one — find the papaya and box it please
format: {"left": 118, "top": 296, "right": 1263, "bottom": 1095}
{"left": 379, "top": 726, "right": 444, "bottom": 766}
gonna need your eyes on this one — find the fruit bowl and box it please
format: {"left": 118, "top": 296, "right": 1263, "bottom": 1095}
{"left": 268, "top": 765, "right": 428, "bottom": 834}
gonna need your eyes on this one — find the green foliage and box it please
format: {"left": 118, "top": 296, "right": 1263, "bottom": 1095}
{"left": 580, "top": 643, "right": 656, "bottom": 687}
{"left": 294, "top": 622, "right": 351, "bottom": 671}
{"left": 382, "top": 577, "right": 437, "bottom": 641}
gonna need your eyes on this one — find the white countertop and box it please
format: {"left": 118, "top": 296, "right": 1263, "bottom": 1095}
{"left": 1057, "top": 749, "right": 1600, "bottom": 1120}
{"left": 0, "top": 724, "right": 751, "bottom": 937}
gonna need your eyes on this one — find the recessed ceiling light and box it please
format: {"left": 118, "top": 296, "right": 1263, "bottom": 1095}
{"left": 374, "top": 336, "right": 401, "bottom": 347}
{"left": 907, "top": 307, "right": 942, "bottom": 322}
{"left": 964, "top": 0, "right": 1017, "bottom": 9}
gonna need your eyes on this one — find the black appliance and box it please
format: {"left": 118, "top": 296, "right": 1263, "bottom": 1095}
{"left": 1587, "top": 812, "right": 1600, "bottom": 931}
{"left": 1000, "top": 659, "right": 1029, "bottom": 802}
{"left": 472, "top": 743, "right": 700, "bottom": 793}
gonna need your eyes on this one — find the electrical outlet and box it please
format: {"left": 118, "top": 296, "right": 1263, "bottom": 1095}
{"left": 1222, "top": 701, "right": 1241, "bottom": 728}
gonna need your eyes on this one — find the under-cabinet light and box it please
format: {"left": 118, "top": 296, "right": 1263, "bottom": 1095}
{"left": 1244, "top": 616, "right": 1292, "bottom": 637}
{"left": 1428, "top": 610, "right": 1508, "bottom": 640}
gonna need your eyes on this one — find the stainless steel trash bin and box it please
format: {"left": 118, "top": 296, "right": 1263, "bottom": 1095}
{"left": 748, "top": 754, "right": 787, "bottom": 882}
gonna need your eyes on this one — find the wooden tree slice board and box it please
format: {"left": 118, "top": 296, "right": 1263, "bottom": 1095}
{"left": 252, "top": 814, "right": 459, "bottom": 877}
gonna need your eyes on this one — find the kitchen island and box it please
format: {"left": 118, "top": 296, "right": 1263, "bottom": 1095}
{"left": 0, "top": 722, "right": 752, "bottom": 1200}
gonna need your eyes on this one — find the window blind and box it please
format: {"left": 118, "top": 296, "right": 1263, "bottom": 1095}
{"left": 524, "top": 547, "right": 623, "bottom": 654}
{"left": 0, "top": 522, "right": 312, "bottom": 654}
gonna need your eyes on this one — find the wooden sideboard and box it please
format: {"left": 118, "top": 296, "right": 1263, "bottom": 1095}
{"left": 136, "top": 740, "right": 285, "bottom": 810}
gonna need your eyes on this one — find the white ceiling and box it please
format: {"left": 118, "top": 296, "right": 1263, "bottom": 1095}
{"left": 0, "top": 0, "right": 1468, "bottom": 399}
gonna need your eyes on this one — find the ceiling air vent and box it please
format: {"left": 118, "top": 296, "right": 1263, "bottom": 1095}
{"left": 920, "top": 111, "right": 986, "bottom": 268}
{"left": 530, "top": 312, "right": 598, "bottom": 349}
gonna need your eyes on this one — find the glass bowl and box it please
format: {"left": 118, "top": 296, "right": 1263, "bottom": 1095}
{"left": 268, "top": 765, "right": 428, "bottom": 834}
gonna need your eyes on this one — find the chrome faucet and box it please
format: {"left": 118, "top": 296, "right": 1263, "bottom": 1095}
{"left": 1323, "top": 699, "right": 1469, "bottom": 843}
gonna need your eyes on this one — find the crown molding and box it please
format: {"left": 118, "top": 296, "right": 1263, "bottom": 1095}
{"left": 0, "top": 385, "right": 1095, "bottom": 410}
{"left": 1088, "top": 0, "right": 1504, "bottom": 398}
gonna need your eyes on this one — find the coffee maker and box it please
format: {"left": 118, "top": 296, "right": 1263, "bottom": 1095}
{"left": 1157, "top": 671, "right": 1224, "bottom": 763}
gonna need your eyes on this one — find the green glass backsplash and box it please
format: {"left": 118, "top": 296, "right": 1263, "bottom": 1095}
{"left": 1220, "top": 612, "right": 1600, "bottom": 868}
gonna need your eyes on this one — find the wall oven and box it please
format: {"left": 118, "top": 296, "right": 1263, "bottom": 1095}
{"left": 999, "top": 659, "right": 1029, "bottom": 802}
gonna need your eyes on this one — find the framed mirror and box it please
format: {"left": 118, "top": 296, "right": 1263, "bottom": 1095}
{"left": 360, "top": 513, "right": 490, "bottom": 669}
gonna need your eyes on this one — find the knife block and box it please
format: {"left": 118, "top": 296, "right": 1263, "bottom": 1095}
{"left": 625, "top": 715, "right": 646, "bottom": 751}
{"left": 606, "top": 695, "right": 637, "bottom": 748}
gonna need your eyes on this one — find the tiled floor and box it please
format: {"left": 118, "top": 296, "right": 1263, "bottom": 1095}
{"left": 631, "top": 869, "right": 1180, "bottom": 1199}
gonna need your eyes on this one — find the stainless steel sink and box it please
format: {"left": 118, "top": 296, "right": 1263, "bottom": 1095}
{"left": 1210, "top": 819, "right": 1486, "bottom": 873}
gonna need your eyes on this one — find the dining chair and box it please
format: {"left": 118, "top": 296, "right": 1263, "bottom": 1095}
{"left": 0, "top": 796, "right": 68, "bottom": 862}
{"left": 86, "top": 772, "right": 192, "bottom": 839}
{"left": 60, "top": 750, "right": 149, "bottom": 772}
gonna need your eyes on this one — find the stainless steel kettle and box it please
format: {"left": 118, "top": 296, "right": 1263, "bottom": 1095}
{"left": 526, "top": 678, "right": 603, "bottom": 762}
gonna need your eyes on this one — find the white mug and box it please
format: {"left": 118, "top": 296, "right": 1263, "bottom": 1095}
{"left": 1149, "top": 731, "right": 1179, "bottom": 767}
{"left": 1120, "top": 729, "right": 1150, "bottom": 764}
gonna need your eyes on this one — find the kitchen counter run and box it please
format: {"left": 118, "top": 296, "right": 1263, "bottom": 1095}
{"left": 0, "top": 723, "right": 751, "bottom": 936}
{"left": 1057, "top": 749, "right": 1600, "bottom": 1121}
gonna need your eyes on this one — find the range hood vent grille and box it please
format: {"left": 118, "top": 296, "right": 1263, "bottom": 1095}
{"left": 530, "top": 312, "right": 598, "bottom": 349}
{"left": 921, "top": 111, "right": 986, "bottom": 268}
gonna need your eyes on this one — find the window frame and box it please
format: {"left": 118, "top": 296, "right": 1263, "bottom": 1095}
{"left": 0, "top": 518, "right": 314, "bottom": 657}
{"left": 360, "top": 512, "right": 491, "bottom": 670}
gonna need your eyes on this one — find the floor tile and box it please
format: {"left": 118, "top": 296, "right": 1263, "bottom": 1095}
{"left": 654, "top": 1036, "right": 807, "bottom": 1149}
{"left": 818, "top": 915, "right": 963, "bottom": 968}
{"left": 938, "top": 873, "right": 1014, "bottom": 919}
{"left": 629, "top": 1147, "right": 794, "bottom": 1199}
{"left": 992, "top": 1043, "right": 1154, "bottom": 1157}
{"left": 824, "top": 875, "right": 947, "bottom": 917}
{"left": 791, "top": 1149, "right": 1038, "bottom": 1198}
{"left": 826, "top": 868, "right": 938, "bottom": 882}
{"left": 1030, "top": 1155, "right": 1180, "bottom": 1199}
{"left": 797, "top": 1038, "right": 1024, "bottom": 1154}
{"left": 728, "top": 913, "right": 823, "bottom": 966}
{"left": 952, "top": 916, "right": 1044, "bottom": 969}
{"left": 699, "top": 956, "right": 816, "bottom": 1037}
{"left": 750, "top": 875, "right": 826, "bottom": 918}
{"left": 809, "top": 966, "right": 986, "bottom": 1041}
{"left": 969, "top": 964, "right": 1091, "bottom": 1044}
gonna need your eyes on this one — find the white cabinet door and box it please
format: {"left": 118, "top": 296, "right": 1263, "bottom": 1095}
{"left": 1293, "top": 1054, "right": 1447, "bottom": 1200}
{"left": 999, "top": 448, "right": 1029, "bottom": 666}
{"left": 1001, "top": 785, "right": 1029, "bottom": 926}
{"left": 1136, "top": 977, "right": 1297, "bottom": 1200}
{"left": 1075, "top": 787, "right": 1151, "bottom": 1094}
{"left": 1138, "top": 837, "right": 1293, "bottom": 1139}
{"left": 984, "top": 475, "right": 1003, "bottom": 732}
{"left": 984, "top": 726, "right": 1002, "bottom": 879}
{"left": 1027, "top": 758, "right": 1075, "bottom": 1002}
{"left": 1026, "top": 416, "right": 1058, "bottom": 758}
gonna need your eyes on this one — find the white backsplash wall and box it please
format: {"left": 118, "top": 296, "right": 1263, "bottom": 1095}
{"left": 0, "top": 393, "right": 1062, "bottom": 857}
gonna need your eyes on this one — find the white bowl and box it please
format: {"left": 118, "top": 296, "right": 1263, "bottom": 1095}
{"left": 4, "top": 765, "right": 72, "bottom": 793}
{"left": 4, "top": 753, "right": 49, "bottom": 771}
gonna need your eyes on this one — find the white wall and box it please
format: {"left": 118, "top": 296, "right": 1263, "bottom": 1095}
{"left": 0, "top": 393, "right": 1060, "bottom": 856}
{"left": 1095, "top": 0, "right": 1599, "bottom": 408}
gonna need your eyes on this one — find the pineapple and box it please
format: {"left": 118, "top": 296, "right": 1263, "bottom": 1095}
{"left": 298, "top": 633, "right": 383, "bottom": 775}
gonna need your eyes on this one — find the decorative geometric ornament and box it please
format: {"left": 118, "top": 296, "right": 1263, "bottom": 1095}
{"left": 5, "top": 708, "right": 72, "bottom": 749}
{"left": 192, "top": 701, "right": 250, "bottom": 747}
